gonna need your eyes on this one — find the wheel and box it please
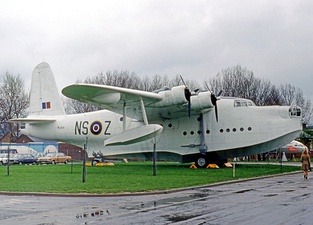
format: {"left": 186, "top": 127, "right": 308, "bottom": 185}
{"left": 51, "top": 160, "right": 55, "bottom": 164}
{"left": 92, "top": 160, "right": 98, "bottom": 166}
{"left": 19, "top": 161, "right": 23, "bottom": 165}
{"left": 196, "top": 157, "right": 207, "bottom": 168}
{"left": 64, "top": 160, "right": 68, "bottom": 164}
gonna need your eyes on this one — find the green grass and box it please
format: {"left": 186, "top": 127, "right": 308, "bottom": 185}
{"left": 0, "top": 161, "right": 300, "bottom": 194}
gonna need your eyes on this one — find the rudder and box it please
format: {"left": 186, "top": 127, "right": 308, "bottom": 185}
{"left": 29, "top": 62, "right": 65, "bottom": 116}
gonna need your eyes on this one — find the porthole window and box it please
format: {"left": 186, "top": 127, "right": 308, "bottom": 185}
{"left": 226, "top": 128, "right": 230, "bottom": 132}
{"left": 240, "top": 127, "right": 244, "bottom": 131}
{"left": 190, "top": 131, "right": 194, "bottom": 135}
{"left": 220, "top": 129, "right": 224, "bottom": 133}
{"left": 168, "top": 123, "right": 172, "bottom": 128}
{"left": 197, "top": 130, "right": 201, "bottom": 134}
{"left": 197, "top": 117, "right": 201, "bottom": 121}
{"left": 248, "top": 127, "right": 252, "bottom": 131}
{"left": 183, "top": 131, "right": 187, "bottom": 135}
{"left": 120, "top": 117, "right": 123, "bottom": 122}
{"left": 206, "top": 130, "right": 210, "bottom": 134}
{"left": 233, "top": 128, "right": 236, "bottom": 132}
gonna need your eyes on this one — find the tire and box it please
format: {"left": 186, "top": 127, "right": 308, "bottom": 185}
{"left": 51, "top": 160, "right": 55, "bottom": 164}
{"left": 92, "top": 160, "right": 98, "bottom": 166}
{"left": 196, "top": 156, "right": 207, "bottom": 168}
{"left": 19, "top": 161, "right": 23, "bottom": 165}
{"left": 64, "top": 160, "right": 68, "bottom": 164}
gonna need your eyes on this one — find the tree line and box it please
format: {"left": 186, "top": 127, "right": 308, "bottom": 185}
{"left": 1, "top": 65, "right": 312, "bottom": 140}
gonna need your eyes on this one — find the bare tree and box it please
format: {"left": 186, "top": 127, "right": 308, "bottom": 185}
{"left": 0, "top": 72, "right": 29, "bottom": 139}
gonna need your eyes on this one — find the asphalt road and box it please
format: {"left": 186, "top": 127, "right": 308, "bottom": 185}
{"left": 0, "top": 171, "right": 312, "bottom": 225}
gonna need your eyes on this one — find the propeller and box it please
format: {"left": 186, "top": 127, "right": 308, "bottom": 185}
{"left": 179, "top": 75, "right": 192, "bottom": 117}
{"left": 210, "top": 90, "right": 223, "bottom": 122}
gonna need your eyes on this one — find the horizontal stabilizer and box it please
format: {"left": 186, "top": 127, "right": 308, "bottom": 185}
{"left": 9, "top": 117, "right": 56, "bottom": 124}
{"left": 104, "top": 124, "right": 163, "bottom": 146}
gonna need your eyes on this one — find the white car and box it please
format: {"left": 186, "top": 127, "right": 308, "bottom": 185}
{"left": 0, "top": 153, "right": 9, "bottom": 165}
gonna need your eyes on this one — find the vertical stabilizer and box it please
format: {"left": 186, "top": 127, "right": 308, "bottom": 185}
{"left": 29, "top": 62, "right": 65, "bottom": 116}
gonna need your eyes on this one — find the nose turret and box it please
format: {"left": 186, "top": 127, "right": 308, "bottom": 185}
{"left": 279, "top": 105, "right": 302, "bottom": 119}
{"left": 289, "top": 105, "right": 301, "bottom": 118}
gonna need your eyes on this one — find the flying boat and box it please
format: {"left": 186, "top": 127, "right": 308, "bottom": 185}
{"left": 10, "top": 62, "right": 302, "bottom": 167}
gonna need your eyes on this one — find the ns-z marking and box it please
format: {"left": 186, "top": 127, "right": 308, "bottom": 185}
{"left": 75, "top": 120, "right": 111, "bottom": 136}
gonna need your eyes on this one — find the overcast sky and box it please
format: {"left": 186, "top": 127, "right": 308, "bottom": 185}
{"left": 1, "top": 0, "right": 312, "bottom": 101}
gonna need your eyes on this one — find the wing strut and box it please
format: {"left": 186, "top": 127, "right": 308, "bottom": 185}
{"left": 104, "top": 97, "right": 163, "bottom": 146}
{"left": 140, "top": 97, "right": 148, "bottom": 125}
{"left": 123, "top": 102, "right": 127, "bottom": 132}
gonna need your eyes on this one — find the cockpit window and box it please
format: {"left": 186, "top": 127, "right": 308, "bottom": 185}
{"left": 234, "top": 100, "right": 256, "bottom": 107}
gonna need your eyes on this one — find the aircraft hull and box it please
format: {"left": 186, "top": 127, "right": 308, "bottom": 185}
{"left": 22, "top": 101, "right": 302, "bottom": 163}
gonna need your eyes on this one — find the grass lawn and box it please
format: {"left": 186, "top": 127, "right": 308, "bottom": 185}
{"left": 0, "top": 161, "right": 301, "bottom": 194}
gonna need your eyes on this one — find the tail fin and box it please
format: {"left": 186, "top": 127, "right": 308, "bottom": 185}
{"left": 29, "top": 62, "right": 65, "bottom": 116}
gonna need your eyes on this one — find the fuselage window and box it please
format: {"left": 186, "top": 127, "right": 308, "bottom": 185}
{"left": 206, "top": 130, "right": 210, "bottom": 134}
{"left": 183, "top": 131, "right": 187, "bottom": 135}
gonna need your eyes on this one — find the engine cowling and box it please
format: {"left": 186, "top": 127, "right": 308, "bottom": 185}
{"left": 190, "top": 91, "right": 214, "bottom": 111}
{"left": 154, "top": 85, "right": 187, "bottom": 107}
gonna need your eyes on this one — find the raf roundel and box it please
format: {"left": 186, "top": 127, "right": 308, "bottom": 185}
{"left": 90, "top": 121, "right": 102, "bottom": 135}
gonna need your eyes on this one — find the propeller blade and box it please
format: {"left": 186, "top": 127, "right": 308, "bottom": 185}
{"left": 211, "top": 92, "right": 218, "bottom": 122}
{"left": 215, "top": 103, "right": 218, "bottom": 122}
{"left": 180, "top": 75, "right": 192, "bottom": 117}
{"left": 208, "top": 87, "right": 222, "bottom": 122}
{"left": 184, "top": 87, "right": 191, "bottom": 117}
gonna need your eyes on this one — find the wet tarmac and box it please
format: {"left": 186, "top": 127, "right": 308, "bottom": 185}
{"left": 1, "top": 171, "right": 313, "bottom": 225}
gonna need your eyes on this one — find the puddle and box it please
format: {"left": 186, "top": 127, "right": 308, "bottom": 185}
{"left": 234, "top": 188, "right": 254, "bottom": 194}
{"left": 164, "top": 213, "right": 201, "bottom": 222}
{"left": 120, "top": 194, "right": 209, "bottom": 211}
{"left": 263, "top": 193, "right": 278, "bottom": 197}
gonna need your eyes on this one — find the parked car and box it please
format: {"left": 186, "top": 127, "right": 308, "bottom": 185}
{"left": 9, "top": 154, "right": 37, "bottom": 165}
{"left": 0, "top": 153, "right": 9, "bottom": 165}
{"left": 37, "top": 153, "right": 72, "bottom": 164}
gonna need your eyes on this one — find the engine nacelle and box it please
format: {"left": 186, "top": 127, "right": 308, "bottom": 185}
{"left": 154, "top": 85, "right": 187, "bottom": 107}
{"left": 190, "top": 91, "right": 214, "bottom": 111}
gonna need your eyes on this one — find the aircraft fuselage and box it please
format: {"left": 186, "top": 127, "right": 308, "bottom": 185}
{"left": 21, "top": 97, "right": 302, "bottom": 163}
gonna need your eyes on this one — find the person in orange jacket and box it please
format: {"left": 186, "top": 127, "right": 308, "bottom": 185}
{"left": 301, "top": 149, "right": 311, "bottom": 179}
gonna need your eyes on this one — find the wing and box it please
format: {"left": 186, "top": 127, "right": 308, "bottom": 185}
{"left": 62, "top": 84, "right": 215, "bottom": 121}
